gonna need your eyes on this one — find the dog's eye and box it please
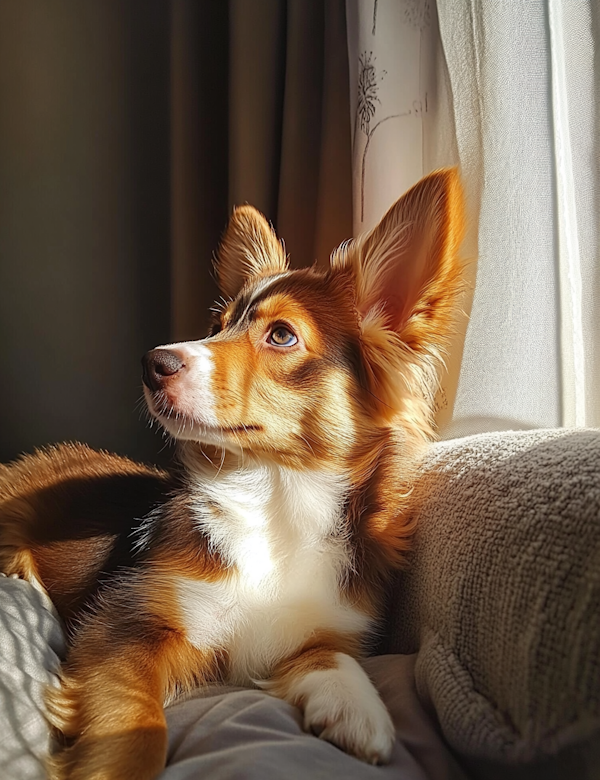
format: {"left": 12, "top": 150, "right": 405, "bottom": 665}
{"left": 268, "top": 326, "right": 298, "bottom": 347}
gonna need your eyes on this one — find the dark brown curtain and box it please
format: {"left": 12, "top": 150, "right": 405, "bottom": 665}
{"left": 0, "top": 0, "right": 352, "bottom": 465}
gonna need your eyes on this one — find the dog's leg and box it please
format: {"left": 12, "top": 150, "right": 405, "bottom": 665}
{"left": 267, "top": 644, "right": 395, "bottom": 765}
{"left": 48, "top": 660, "right": 169, "bottom": 780}
{"left": 46, "top": 585, "right": 216, "bottom": 780}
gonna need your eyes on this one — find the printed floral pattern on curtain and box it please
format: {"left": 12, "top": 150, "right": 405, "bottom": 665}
{"left": 347, "top": 0, "right": 454, "bottom": 234}
{"left": 345, "top": 0, "right": 467, "bottom": 431}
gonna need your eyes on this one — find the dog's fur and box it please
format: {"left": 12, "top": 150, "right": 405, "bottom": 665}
{"left": 0, "top": 169, "right": 465, "bottom": 780}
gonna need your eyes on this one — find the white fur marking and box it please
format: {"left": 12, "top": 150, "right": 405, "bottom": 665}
{"left": 181, "top": 341, "right": 213, "bottom": 365}
{"left": 288, "top": 653, "right": 395, "bottom": 765}
{"left": 175, "top": 578, "right": 235, "bottom": 649}
{"left": 174, "top": 463, "right": 371, "bottom": 684}
{"left": 152, "top": 340, "right": 219, "bottom": 431}
{"left": 246, "top": 273, "right": 291, "bottom": 307}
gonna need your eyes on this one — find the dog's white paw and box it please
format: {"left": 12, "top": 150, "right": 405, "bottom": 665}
{"left": 290, "top": 653, "right": 395, "bottom": 764}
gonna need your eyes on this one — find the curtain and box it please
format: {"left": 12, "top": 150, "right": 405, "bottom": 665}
{"left": 172, "top": 0, "right": 352, "bottom": 341}
{"left": 346, "top": 0, "right": 599, "bottom": 436}
{"left": 345, "top": 0, "right": 471, "bottom": 431}
{"left": 0, "top": 1, "right": 172, "bottom": 465}
{"left": 0, "top": 0, "right": 352, "bottom": 464}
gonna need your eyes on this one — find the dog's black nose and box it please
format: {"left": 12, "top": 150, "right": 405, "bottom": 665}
{"left": 142, "top": 349, "right": 184, "bottom": 391}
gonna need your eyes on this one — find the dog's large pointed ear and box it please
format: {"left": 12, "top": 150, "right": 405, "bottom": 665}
{"left": 331, "top": 169, "right": 466, "bottom": 423}
{"left": 331, "top": 168, "right": 465, "bottom": 353}
{"left": 214, "top": 205, "right": 288, "bottom": 299}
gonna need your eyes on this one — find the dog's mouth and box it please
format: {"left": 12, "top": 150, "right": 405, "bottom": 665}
{"left": 145, "top": 393, "right": 262, "bottom": 443}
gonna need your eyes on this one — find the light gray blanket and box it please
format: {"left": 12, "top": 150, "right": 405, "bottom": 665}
{"left": 0, "top": 575, "right": 64, "bottom": 779}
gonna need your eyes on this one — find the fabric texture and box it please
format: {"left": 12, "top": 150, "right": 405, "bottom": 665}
{"left": 384, "top": 428, "right": 600, "bottom": 764}
{"left": 161, "top": 656, "right": 467, "bottom": 780}
{"left": 0, "top": 575, "right": 64, "bottom": 780}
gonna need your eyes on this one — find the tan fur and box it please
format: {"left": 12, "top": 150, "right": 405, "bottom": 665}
{"left": 0, "top": 169, "right": 467, "bottom": 779}
{"left": 270, "top": 629, "right": 362, "bottom": 689}
{"left": 216, "top": 205, "right": 288, "bottom": 300}
{"left": 0, "top": 444, "right": 172, "bottom": 625}
{"left": 47, "top": 617, "right": 215, "bottom": 780}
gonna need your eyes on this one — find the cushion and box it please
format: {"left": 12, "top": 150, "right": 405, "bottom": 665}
{"left": 383, "top": 429, "right": 600, "bottom": 766}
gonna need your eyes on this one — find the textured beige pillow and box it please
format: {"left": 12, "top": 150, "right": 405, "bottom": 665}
{"left": 384, "top": 429, "right": 600, "bottom": 764}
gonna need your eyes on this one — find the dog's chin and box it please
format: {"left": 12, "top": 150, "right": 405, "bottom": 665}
{"left": 144, "top": 389, "right": 265, "bottom": 452}
{"left": 145, "top": 401, "right": 254, "bottom": 452}
{"left": 151, "top": 412, "right": 232, "bottom": 447}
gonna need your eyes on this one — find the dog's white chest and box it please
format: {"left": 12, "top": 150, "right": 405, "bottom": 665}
{"left": 173, "top": 464, "right": 370, "bottom": 682}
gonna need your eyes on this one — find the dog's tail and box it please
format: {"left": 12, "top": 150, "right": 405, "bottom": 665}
{"left": 0, "top": 443, "right": 172, "bottom": 625}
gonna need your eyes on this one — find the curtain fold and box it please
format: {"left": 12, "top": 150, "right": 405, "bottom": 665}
{"left": 437, "top": 0, "right": 599, "bottom": 435}
{"left": 547, "top": 0, "right": 599, "bottom": 427}
{"left": 347, "top": 0, "right": 599, "bottom": 435}
{"left": 170, "top": 0, "right": 229, "bottom": 342}
{"left": 228, "top": 0, "right": 286, "bottom": 224}
{"left": 228, "top": 0, "right": 353, "bottom": 274}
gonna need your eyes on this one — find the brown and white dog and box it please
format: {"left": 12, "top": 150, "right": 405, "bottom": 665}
{"left": 0, "top": 169, "right": 465, "bottom": 780}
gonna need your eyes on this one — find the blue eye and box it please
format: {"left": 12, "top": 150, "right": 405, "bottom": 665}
{"left": 268, "top": 326, "right": 298, "bottom": 347}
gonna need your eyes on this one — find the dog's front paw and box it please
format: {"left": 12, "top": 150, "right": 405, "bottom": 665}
{"left": 291, "top": 653, "right": 395, "bottom": 764}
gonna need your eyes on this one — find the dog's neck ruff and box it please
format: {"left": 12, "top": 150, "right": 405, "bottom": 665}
{"left": 188, "top": 458, "right": 349, "bottom": 589}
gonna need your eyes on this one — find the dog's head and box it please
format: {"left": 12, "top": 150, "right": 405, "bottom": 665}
{"left": 142, "top": 169, "right": 465, "bottom": 470}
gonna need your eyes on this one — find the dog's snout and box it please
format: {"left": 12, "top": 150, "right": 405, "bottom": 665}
{"left": 142, "top": 349, "right": 185, "bottom": 391}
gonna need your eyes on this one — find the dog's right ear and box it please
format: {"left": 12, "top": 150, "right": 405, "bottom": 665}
{"left": 214, "top": 206, "right": 288, "bottom": 299}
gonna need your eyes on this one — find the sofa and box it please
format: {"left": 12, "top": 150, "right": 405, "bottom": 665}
{"left": 1, "top": 428, "right": 598, "bottom": 779}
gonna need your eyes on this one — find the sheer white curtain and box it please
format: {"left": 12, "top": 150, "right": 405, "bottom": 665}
{"left": 346, "top": 0, "right": 599, "bottom": 436}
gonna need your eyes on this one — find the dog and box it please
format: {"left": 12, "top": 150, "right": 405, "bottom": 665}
{"left": 0, "top": 169, "right": 465, "bottom": 780}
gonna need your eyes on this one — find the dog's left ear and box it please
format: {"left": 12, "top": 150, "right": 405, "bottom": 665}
{"left": 331, "top": 168, "right": 465, "bottom": 352}
{"left": 215, "top": 205, "right": 288, "bottom": 299}
{"left": 331, "top": 169, "right": 466, "bottom": 422}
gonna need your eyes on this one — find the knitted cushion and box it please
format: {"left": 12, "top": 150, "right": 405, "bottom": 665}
{"left": 384, "top": 429, "right": 600, "bottom": 764}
